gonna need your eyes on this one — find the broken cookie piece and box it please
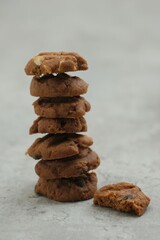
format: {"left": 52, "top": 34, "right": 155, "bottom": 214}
{"left": 94, "top": 182, "right": 150, "bottom": 216}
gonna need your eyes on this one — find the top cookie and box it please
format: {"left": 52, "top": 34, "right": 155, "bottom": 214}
{"left": 24, "top": 52, "right": 88, "bottom": 76}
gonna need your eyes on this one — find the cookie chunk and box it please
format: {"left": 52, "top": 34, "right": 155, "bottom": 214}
{"left": 25, "top": 52, "right": 88, "bottom": 76}
{"left": 94, "top": 182, "right": 150, "bottom": 216}
{"left": 30, "top": 73, "right": 88, "bottom": 97}
{"left": 35, "top": 172, "right": 97, "bottom": 202}
{"left": 26, "top": 133, "right": 93, "bottom": 160}
{"left": 33, "top": 96, "right": 91, "bottom": 118}
{"left": 29, "top": 117, "right": 87, "bottom": 134}
{"left": 35, "top": 149, "right": 100, "bottom": 179}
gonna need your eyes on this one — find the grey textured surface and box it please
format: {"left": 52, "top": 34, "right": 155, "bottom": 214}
{"left": 0, "top": 0, "right": 160, "bottom": 239}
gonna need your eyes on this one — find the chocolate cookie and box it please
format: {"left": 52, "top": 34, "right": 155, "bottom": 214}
{"left": 33, "top": 96, "right": 91, "bottom": 118}
{"left": 25, "top": 52, "right": 88, "bottom": 76}
{"left": 29, "top": 117, "right": 87, "bottom": 134}
{"left": 35, "top": 149, "right": 100, "bottom": 179}
{"left": 26, "top": 133, "right": 93, "bottom": 160}
{"left": 30, "top": 73, "right": 88, "bottom": 97}
{"left": 35, "top": 172, "right": 97, "bottom": 202}
{"left": 94, "top": 182, "right": 150, "bottom": 216}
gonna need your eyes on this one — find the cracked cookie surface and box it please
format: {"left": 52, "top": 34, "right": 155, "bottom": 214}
{"left": 25, "top": 52, "right": 88, "bottom": 76}
{"left": 27, "top": 133, "right": 93, "bottom": 160}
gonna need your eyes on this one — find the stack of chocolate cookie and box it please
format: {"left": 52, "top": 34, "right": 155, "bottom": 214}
{"left": 25, "top": 52, "right": 100, "bottom": 202}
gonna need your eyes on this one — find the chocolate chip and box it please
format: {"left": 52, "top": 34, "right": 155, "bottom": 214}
{"left": 74, "top": 178, "right": 86, "bottom": 187}
{"left": 121, "top": 194, "right": 134, "bottom": 200}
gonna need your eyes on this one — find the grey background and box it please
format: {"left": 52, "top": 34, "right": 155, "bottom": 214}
{"left": 0, "top": 0, "right": 160, "bottom": 239}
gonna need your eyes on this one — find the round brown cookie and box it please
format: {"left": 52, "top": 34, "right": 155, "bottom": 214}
{"left": 25, "top": 52, "right": 88, "bottom": 76}
{"left": 94, "top": 182, "right": 150, "bottom": 216}
{"left": 35, "top": 149, "right": 100, "bottom": 179}
{"left": 29, "top": 117, "right": 87, "bottom": 134}
{"left": 26, "top": 133, "right": 93, "bottom": 160}
{"left": 33, "top": 96, "right": 91, "bottom": 118}
{"left": 35, "top": 172, "right": 97, "bottom": 202}
{"left": 30, "top": 73, "right": 88, "bottom": 97}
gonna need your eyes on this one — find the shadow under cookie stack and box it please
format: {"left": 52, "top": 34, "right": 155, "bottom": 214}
{"left": 25, "top": 52, "right": 100, "bottom": 202}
